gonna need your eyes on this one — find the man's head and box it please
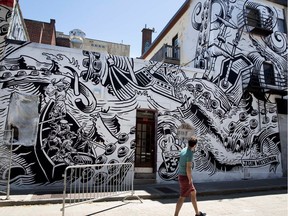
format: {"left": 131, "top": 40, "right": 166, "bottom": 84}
{"left": 188, "top": 136, "right": 197, "bottom": 148}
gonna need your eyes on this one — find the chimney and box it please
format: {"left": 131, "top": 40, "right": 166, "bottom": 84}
{"left": 50, "top": 19, "right": 56, "bottom": 25}
{"left": 141, "top": 25, "right": 154, "bottom": 55}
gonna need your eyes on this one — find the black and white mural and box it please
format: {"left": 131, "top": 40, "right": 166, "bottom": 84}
{"left": 189, "top": 0, "right": 286, "bottom": 180}
{"left": 0, "top": 0, "right": 286, "bottom": 190}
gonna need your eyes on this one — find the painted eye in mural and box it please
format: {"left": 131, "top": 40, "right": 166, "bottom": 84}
{"left": 202, "top": 91, "right": 211, "bottom": 99}
{"left": 196, "top": 47, "right": 201, "bottom": 55}
{"left": 241, "top": 127, "right": 250, "bottom": 138}
{"left": 228, "top": 121, "right": 236, "bottom": 132}
{"left": 269, "top": 107, "right": 276, "bottom": 113}
{"left": 91, "top": 52, "right": 101, "bottom": 59}
{"left": 95, "top": 155, "right": 107, "bottom": 169}
{"left": 130, "top": 126, "right": 136, "bottom": 134}
{"left": 130, "top": 140, "right": 136, "bottom": 149}
{"left": 118, "top": 146, "right": 129, "bottom": 158}
{"left": 205, "top": 11, "right": 209, "bottom": 19}
{"left": 107, "top": 159, "right": 120, "bottom": 174}
{"left": 6, "top": 10, "right": 12, "bottom": 20}
{"left": 195, "top": 84, "right": 203, "bottom": 92}
{"left": 118, "top": 133, "right": 128, "bottom": 144}
{"left": 83, "top": 58, "right": 89, "bottom": 67}
{"left": 186, "top": 84, "right": 194, "bottom": 92}
{"left": 0, "top": 71, "right": 12, "bottom": 79}
{"left": 239, "top": 112, "right": 248, "bottom": 121}
{"left": 200, "top": 149, "right": 207, "bottom": 157}
{"left": 10, "top": 65, "right": 20, "bottom": 70}
{"left": 200, "top": 24, "right": 203, "bottom": 32}
{"left": 251, "top": 109, "right": 259, "bottom": 116}
{"left": 210, "top": 100, "right": 219, "bottom": 109}
{"left": 249, "top": 119, "right": 258, "bottom": 129}
{"left": 224, "top": 136, "right": 232, "bottom": 148}
{"left": 80, "top": 70, "right": 89, "bottom": 81}
{"left": 203, "top": 33, "right": 207, "bottom": 43}
{"left": 204, "top": 22, "right": 208, "bottom": 30}
{"left": 272, "top": 115, "right": 277, "bottom": 123}
{"left": 105, "top": 143, "right": 116, "bottom": 155}
{"left": 0, "top": 24, "right": 9, "bottom": 36}
{"left": 92, "top": 60, "right": 102, "bottom": 71}
{"left": 216, "top": 109, "right": 223, "bottom": 118}
{"left": 198, "top": 35, "right": 202, "bottom": 44}
{"left": 83, "top": 50, "right": 90, "bottom": 56}
{"left": 80, "top": 167, "right": 96, "bottom": 183}
{"left": 260, "top": 109, "right": 266, "bottom": 115}
{"left": 94, "top": 172, "right": 108, "bottom": 185}
{"left": 262, "top": 116, "right": 270, "bottom": 124}
{"left": 29, "top": 70, "right": 39, "bottom": 76}
{"left": 235, "top": 139, "right": 245, "bottom": 152}
{"left": 14, "top": 70, "right": 27, "bottom": 77}
{"left": 201, "top": 12, "right": 204, "bottom": 20}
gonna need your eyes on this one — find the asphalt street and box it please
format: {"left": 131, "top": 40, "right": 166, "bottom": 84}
{"left": 0, "top": 190, "right": 286, "bottom": 216}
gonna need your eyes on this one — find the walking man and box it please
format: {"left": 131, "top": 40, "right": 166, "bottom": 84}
{"left": 174, "top": 136, "right": 206, "bottom": 216}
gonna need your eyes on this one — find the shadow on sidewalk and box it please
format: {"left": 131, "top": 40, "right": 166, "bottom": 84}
{"left": 153, "top": 188, "right": 287, "bottom": 204}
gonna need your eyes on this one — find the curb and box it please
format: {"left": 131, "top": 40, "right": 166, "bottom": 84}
{"left": 0, "top": 184, "right": 286, "bottom": 207}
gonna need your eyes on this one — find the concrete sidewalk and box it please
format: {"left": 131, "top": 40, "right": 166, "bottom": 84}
{"left": 0, "top": 177, "right": 287, "bottom": 206}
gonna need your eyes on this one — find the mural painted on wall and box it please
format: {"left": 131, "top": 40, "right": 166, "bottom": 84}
{"left": 192, "top": 0, "right": 287, "bottom": 101}
{"left": 188, "top": 0, "right": 286, "bottom": 176}
{"left": 0, "top": 0, "right": 286, "bottom": 190}
{"left": 0, "top": 3, "right": 12, "bottom": 58}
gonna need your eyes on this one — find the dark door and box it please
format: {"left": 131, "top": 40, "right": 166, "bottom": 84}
{"left": 135, "top": 109, "right": 157, "bottom": 169}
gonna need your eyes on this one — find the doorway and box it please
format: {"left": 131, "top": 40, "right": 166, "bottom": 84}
{"left": 135, "top": 109, "right": 157, "bottom": 173}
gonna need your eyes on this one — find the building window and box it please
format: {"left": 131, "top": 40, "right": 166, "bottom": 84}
{"left": 91, "top": 43, "right": 106, "bottom": 48}
{"left": 263, "top": 62, "right": 275, "bottom": 85}
{"left": 172, "top": 34, "right": 179, "bottom": 47}
{"left": 277, "top": 18, "right": 287, "bottom": 33}
{"left": 172, "top": 34, "right": 179, "bottom": 59}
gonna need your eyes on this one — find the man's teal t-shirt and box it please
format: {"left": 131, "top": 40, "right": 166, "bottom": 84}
{"left": 178, "top": 147, "right": 193, "bottom": 176}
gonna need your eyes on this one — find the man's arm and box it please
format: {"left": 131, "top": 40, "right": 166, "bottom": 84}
{"left": 186, "top": 161, "right": 192, "bottom": 184}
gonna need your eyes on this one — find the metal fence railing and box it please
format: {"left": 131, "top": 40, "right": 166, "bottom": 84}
{"left": 61, "top": 162, "right": 142, "bottom": 216}
{"left": 0, "top": 129, "right": 14, "bottom": 200}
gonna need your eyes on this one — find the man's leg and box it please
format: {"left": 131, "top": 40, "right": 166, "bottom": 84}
{"left": 174, "top": 196, "right": 185, "bottom": 216}
{"left": 190, "top": 190, "right": 200, "bottom": 215}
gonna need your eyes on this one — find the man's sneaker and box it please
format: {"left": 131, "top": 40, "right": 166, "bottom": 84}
{"left": 196, "top": 212, "right": 206, "bottom": 216}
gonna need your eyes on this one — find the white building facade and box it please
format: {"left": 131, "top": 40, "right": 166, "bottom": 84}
{"left": 0, "top": 0, "right": 286, "bottom": 192}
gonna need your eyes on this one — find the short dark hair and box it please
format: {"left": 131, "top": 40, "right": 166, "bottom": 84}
{"left": 188, "top": 136, "right": 197, "bottom": 147}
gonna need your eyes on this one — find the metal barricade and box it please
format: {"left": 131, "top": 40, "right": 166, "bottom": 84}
{"left": 62, "top": 162, "right": 142, "bottom": 216}
{"left": 0, "top": 129, "right": 13, "bottom": 200}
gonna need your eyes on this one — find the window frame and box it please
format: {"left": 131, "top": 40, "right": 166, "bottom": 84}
{"left": 263, "top": 62, "right": 275, "bottom": 86}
